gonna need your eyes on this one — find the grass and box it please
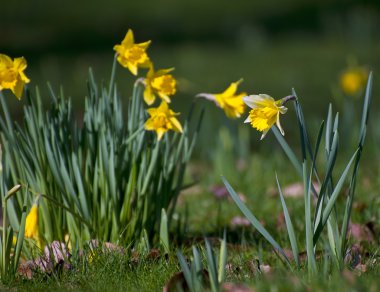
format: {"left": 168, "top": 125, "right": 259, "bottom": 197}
{"left": 2, "top": 146, "right": 379, "bottom": 290}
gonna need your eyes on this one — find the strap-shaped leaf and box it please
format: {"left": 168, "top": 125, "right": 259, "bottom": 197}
{"left": 222, "top": 176, "right": 290, "bottom": 266}
{"left": 276, "top": 175, "right": 300, "bottom": 267}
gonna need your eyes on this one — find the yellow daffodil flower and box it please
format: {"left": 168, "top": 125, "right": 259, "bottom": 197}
{"left": 145, "top": 101, "right": 183, "bottom": 140}
{"left": 340, "top": 67, "right": 368, "bottom": 96}
{"left": 143, "top": 66, "right": 177, "bottom": 105}
{"left": 197, "top": 79, "right": 246, "bottom": 118}
{"left": 113, "top": 29, "right": 151, "bottom": 76}
{"left": 243, "top": 94, "right": 288, "bottom": 140}
{"left": 25, "top": 203, "right": 39, "bottom": 240}
{"left": 0, "top": 54, "right": 30, "bottom": 99}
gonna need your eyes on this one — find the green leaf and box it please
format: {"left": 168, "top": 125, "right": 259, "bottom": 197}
{"left": 218, "top": 230, "right": 227, "bottom": 283}
{"left": 222, "top": 176, "right": 291, "bottom": 266}
{"left": 160, "top": 208, "right": 170, "bottom": 253}
{"left": 313, "top": 148, "right": 359, "bottom": 243}
{"left": 177, "top": 251, "right": 194, "bottom": 292}
{"left": 303, "top": 162, "right": 317, "bottom": 274}
{"left": 205, "top": 238, "right": 218, "bottom": 292}
{"left": 13, "top": 188, "right": 28, "bottom": 272}
{"left": 276, "top": 175, "right": 300, "bottom": 267}
{"left": 272, "top": 127, "right": 302, "bottom": 176}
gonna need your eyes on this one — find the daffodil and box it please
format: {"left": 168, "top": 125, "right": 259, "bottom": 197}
{"left": 340, "top": 67, "right": 368, "bottom": 96}
{"left": 25, "top": 203, "right": 39, "bottom": 240}
{"left": 143, "top": 66, "right": 176, "bottom": 105}
{"left": 197, "top": 79, "right": 246, "bottom": 118}
{"left": 145, "top": 101, "right": 183, "bottom": 140}
{"left": 0, "top": 54, "right": 30, "bottom": 99}
{"left": 243, "top": 94, "right": 290, "bottom": 140}
{"left": 113, "top": 29, "right": 151, "bottom": 75}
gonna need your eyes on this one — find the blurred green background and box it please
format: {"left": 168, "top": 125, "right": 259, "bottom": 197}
{"left": 2, "top": 0, "right": 380, "bottom": 155}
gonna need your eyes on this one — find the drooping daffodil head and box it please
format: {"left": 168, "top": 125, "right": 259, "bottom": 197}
{"left": 243, "top": 94, "right": 291, "bottom": 140}
{"left": 0, "top": 54, "right": 30, "bottom": 99}
{"left": 143, "top": 66, "right": 177, "bottom": 105}
{"left": 197, "top": 79, "right": 247, "bottom": 119}
{"left": 144, "top": 101, "right": 183, "bottom": 140}
{"left": 113, "top": 29, "right": 151, "bottom": 76}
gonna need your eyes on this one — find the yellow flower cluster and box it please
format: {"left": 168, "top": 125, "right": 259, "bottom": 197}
{"left": 0, "top": 54, "right": 30, "bottom": 99}
{"left": 114, "top": 29, "right": 181, "bottom": 140}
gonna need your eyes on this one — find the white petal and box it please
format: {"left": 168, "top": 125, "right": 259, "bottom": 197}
{"left": 260, "top": 129, "right": 269, "bottom": 140}
{"left": 276, "top": 113, "right": 285, "bottom": 135}
{"left": 196, "top": 93, "right": 216, "bottom": 102}
{"left": 244, "top": 116, "right": 251, "bottom": 123}
{"left": 278, "top": 106, "right": 288, "bottom": 114}
{"left": 243, "top": 94, "right": 274, "bottom": 109}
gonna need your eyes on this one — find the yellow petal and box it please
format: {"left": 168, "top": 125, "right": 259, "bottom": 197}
{"left": 13, "top": 57, "right": 27, "bottom": 71}
{"left": 122, "top": 29, "right": 134, "bottom": 47}
{"left": 221, "top": 79, "right": 243, "bottom": 97}
{"left": 158, "top": 100, "right": 169, "bottom": 112}
{"left": 0, "top": 54, "right": 13, "bottom": 66}
{"left": 169, "top": 117, "right": 183, "bottom": 133}
{"left": 157, "top": 128, "right": 166, "bottom": 140}
{"left": 25, "top": 204, "right": 39, "bottom": 239}
{"left": 144, "top": 119, "right": 155, "bottom": 130}
{"left": 13, "top": 79, "right": 25, "bottom": 99}
{"left": 155, "top": 68, "right": 175, "bottom": 77}
{"left": 113, "top": 44, "right": 124, "bottom": 55}
{"left": 146, "top": 107, "right": 156, "bottom": 115}
{"left": 136, "top": 40, "right": 151, "bottom": 49}
{"left": 157, "top": 92, "right": 171, "bottom": 103}
{"left": 144, "top": 86, "right": 155, "bottom": 105}
{"left": 127, "top": 63, "right": 138, "bottom": 76}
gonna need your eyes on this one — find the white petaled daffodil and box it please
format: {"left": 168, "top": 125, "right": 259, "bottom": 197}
{"left": 243, "top": 94, "right": 290, "bottom": 140}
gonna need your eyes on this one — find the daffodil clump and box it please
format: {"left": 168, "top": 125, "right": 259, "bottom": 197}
{"left": 114, "top": 29, "right": 181, "bottom": 140}
{"left": 0, "top": 54, "right": 30, "bottom": 99}
{"left": 0, "top": 28, "right": 201, "bottom": 253}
